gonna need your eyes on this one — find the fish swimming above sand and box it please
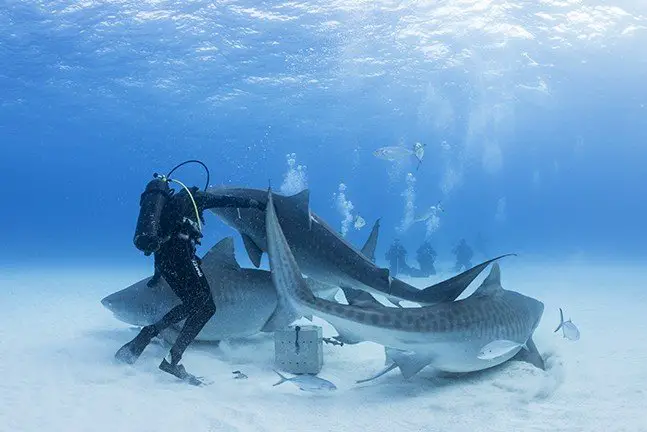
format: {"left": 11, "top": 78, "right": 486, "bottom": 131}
{"left": 373, "top": 146, "right": 414, "bottom": 161}
{"left": 374, "top": 142, "right": 426, "bottom": 170}
{"left": 414, "top": 201, "right": 443, "bottom": 223}
{"left": 554, "top": 308, "right": 580, "bottom": 341}
{"left": 272, "top": 370, "right": 337, "bottom": 392}
{"left": 413, "top": 142, "right": 426, "bottom": 170}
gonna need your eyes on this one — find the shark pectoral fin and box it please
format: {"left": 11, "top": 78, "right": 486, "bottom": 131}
{"left": 332, "top": 324, "right": 364, "bottom": 345}
{"left": 241, "top": 233, "right": 263, "bottom": 268}
{"left": 261, "top": 305, "right": 300, "bottom": 332}
{"left": 392, "top": 300, "right": 404, "bottom": 308}
{"left": 305, "top": 278, "right": 339, "bottom": 302}
{"left": 385, "top": 347, "right": 434, "bottom": 379}
{"left": 513, "top": 336, "right": 546, "bottom": 371}
{"left": 340, "top": 285, "right": 363, "bottom": 304}
{"left": 356, "top": 363, "right": 398, "bottom": 384}
{"left": 340, "top": 286, "right": 382, "bottom": 309}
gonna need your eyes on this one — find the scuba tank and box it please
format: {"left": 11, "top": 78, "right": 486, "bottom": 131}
{"left": 133, "top": 160, "right": 211, "bottom": 256}
{"left": 133, "top": 175, "right": 171, "bottom": 256}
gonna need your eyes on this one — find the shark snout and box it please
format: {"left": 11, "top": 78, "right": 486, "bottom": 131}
{"left": 101, "top": 292, "right": 121, "bottom": 312}
{"left": 100, "top": 295, "right": 111, "bottom": 308}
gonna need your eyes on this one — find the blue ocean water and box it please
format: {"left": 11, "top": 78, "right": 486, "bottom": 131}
{"left": 2, "top": 1, "right": 646, "bottom": 268}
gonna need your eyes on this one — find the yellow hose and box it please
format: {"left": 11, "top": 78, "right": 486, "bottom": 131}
{"left": 168, "top": 178, "right": 202, "bottom": 232}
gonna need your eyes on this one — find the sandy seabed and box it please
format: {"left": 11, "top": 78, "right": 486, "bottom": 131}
{"left": 1, "top": 261, "right": 646, "bottom": 432}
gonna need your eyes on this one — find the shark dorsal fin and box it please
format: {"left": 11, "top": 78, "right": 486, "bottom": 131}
{"left": 360, "top": 218, "right": 380, "bottom": 262}
{"left": 272, "top": 189, "right": 311, "bottom": 229}
{"left": 472, "top": 262, "right": 503, "bottom": 297}
{"left": 201, "top": 237, "right": 240, "bottom": 271}
{"left": 284, "top": 189, "right": 310, "bottom": 214}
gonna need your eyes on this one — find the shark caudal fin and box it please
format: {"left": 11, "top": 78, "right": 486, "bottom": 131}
{"left": 416, "top": 254, "right": 516, "bottom": 304}
{"left": 265, "top": 187, "right": 315, "bottom": 317}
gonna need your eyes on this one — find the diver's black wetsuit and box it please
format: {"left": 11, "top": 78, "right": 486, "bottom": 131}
{"left": 115, "top": 186, "right": 264, "bottom": 383}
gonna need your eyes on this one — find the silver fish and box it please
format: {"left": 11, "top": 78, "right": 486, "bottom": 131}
{"left": 272, "top": 370, "right": 337, "bottom": 392}
{"left": 478, "top": 339, "right": 525, "bottom": 360}
{"left": 554, "top": 308, "right": 580, "bottom": 341}
{"left": 413, "top": 142, "right": 426, "bottom": 170}
{"left": 373, "top": 146, "right": 414, "bottom": 161}
{"left": 354, "top": 215, "right": 366, "bottom": 230}
{"left": 414, "top": 201, "right": 443, "bottom": 223}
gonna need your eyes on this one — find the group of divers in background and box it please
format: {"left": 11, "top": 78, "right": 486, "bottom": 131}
{"left": 384, "top": 237, "right": 475, "bottom": 278}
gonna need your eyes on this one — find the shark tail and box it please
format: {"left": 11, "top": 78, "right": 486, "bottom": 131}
{"left": 272, "top": 369, "right": 290, "bottom": 387}
{"left": 554, "top": 308, "right": 565, "bottom": 333}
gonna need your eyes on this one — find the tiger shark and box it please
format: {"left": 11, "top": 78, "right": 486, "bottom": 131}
{"left": 100, "top": 218, "right": 384, "bottom": 342}
{"left": 101, "top": 237, "right": 304, "bottom": 343}
{"left": 101, "top": 219, "right": 500, "bottom": 345}
{"left": 264, "top": 188, "right": 546, "bottom": 382}
{"left": 207, "top": 186, "right": 512, "bottom": 305}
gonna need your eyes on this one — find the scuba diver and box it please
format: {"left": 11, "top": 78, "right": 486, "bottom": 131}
{"left": 416, "top": 240, "right": 437, "bottom": 276}
{"left": 452, "top": 238, "right": 474, "bottom": 272}
{"left": 114, "top": 160, "right": 265, "bottom": 386}
{"left": 385, "top": 238, "right": 409, "bottom": 276}
{"left": 475, "top": 231, "right": 489, "bottom": 258}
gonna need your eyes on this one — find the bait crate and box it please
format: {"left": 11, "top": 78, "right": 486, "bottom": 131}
{"left": 274, "top": 325, "right": 323, "bottom": 374}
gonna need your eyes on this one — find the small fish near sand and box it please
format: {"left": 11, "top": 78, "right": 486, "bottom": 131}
{"left": 233, "top": 370, "right": 248, "bottom": 379}
{"left": 554, "top": 308, "right": 580, "bottom": 341}
{"left": 272, "top": 370, "right": 337, "bottom": 392}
